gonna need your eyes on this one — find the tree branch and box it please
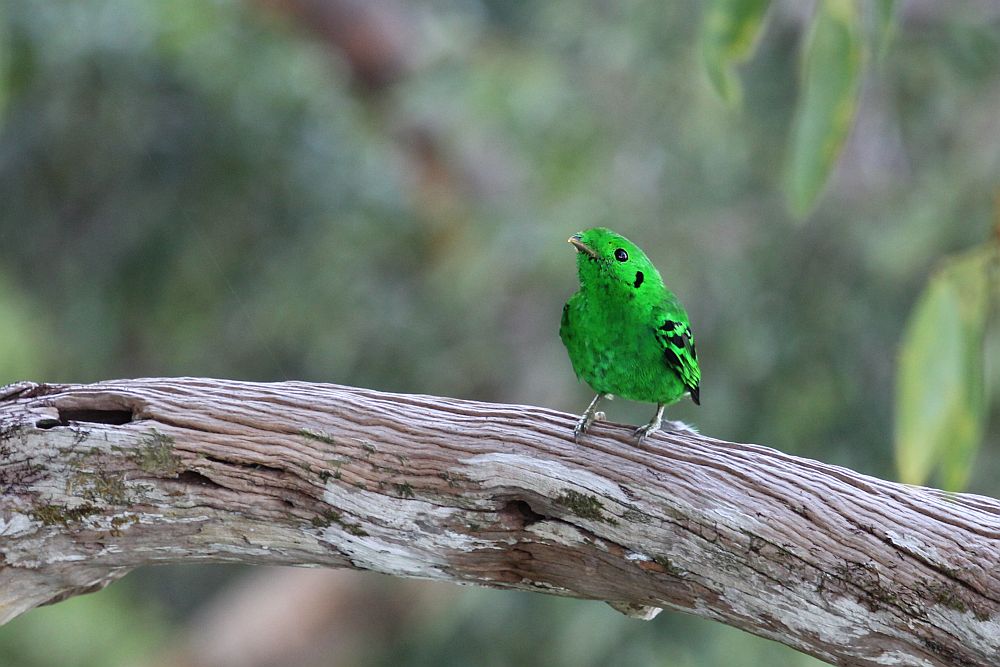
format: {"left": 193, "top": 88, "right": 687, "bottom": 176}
{"left": 1, "top": 378, "right": 998, "bottom": 666}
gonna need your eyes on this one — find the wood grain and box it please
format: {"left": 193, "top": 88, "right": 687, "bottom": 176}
{"left": 1, "top": 378, "right": 998, "bottom": 666}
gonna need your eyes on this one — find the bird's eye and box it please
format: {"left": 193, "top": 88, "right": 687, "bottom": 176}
{"left": 614, "top": 248, "right": 628, "bottom": 262}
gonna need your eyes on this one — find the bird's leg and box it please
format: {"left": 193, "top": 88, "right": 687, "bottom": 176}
{"left": 634, "top": 403, "right": 666, "bottom": 443}
{"left": 574, "top": 393, "right": 608, "bottom": 440}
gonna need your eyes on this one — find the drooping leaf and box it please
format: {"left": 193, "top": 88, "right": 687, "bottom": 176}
{"left": 935, "top": 247, "right": 993, "bottom": 490}
{"left": 894, "top": 245, "right": 994, "bottom": 491}
{"left": 701, "top": 0, "right": 772, "bottom": 107}
{"left": 0, "top": 6, "right": 8, "bottom": 123}
{"left": 871, "top": 0, "right": 897, "bottom": 60}
{"left": 784, "top": 0, "right": 862, "bottom": 217}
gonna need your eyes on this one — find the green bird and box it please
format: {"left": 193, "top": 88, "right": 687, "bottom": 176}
{"left": 560, "top": 227, "right": 700, "bottom": 442}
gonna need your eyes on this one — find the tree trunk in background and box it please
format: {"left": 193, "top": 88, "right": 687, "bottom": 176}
{"left": 1, "top": 378, "right": 999, "bottom": 666}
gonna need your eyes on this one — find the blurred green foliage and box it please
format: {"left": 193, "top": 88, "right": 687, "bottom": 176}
{"left": 701, "top": 0, "right": 864, "bottom": 216}
{"left": 376, "top": 586, "right": 824, "bottom": 667}
{"left": 701, "top": 0, "right": 771, "bottom": 107}
{"left": 895, "top": 243, "right": 995, "bottom": 491}
{"left": 784, "top": 0, "right": 862, "bottom": 216}
{"left": 0, "top": 1, "right": 999, "bottom": 666}
{"left": 871, "top": 0, "right": 897, "bottom": 58}
{"left": 0, "top": 585, "right": 166, "bottom": 667}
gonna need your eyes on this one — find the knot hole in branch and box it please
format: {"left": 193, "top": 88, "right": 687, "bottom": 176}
{"left": 37, "top": 407, "right": 135, "bottom": 429}
{"left": 499, "top": 500, "right": 544, "bottom": 530}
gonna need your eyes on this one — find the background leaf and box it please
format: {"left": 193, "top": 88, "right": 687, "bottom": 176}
{"left": 871, "top": 0, "right": 897, "bottom": 60}
{"left": 894, "top": 245, "right": 994, "bottom": 490}
{"left": 701, "top": 0, "right": 771, "bottom": 107}
{"left": 785, "top": 0, "right": 863, "bottom": 217}
{"left": 0, "top": 6, "right": 8, "bottom": 123}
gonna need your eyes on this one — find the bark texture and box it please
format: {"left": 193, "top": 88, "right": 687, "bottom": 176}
{"left": 1, "top": 378, "right": 998, "bottom": 666}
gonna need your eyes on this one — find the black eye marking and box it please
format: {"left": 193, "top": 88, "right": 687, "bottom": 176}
{"left": 614, "top": 248, "right": 628, "bottom": 262}
{"left": 633, "top": 271, "right": 644, "bottom": 288}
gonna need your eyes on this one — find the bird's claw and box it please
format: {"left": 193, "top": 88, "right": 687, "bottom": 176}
{"left": 633, "top": 404, "right": 667, "bottom": 444}
{"left": 634, "top": 418, "right": 698, "bottom": 442}
{"left": 633, "top": 419, "right": 662, "bottom": 444}
{"left": 573, "top": 410, "right": 606, "bottom": 441}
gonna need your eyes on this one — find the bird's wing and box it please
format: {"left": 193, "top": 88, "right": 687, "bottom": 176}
{"left": 653, "top": 310, "right": 701, "bottom": 404}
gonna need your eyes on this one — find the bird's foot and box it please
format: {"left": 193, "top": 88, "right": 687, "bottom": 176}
{"left": 633, "top": 403, "right": 666, "bottom": 444}
{"left": 633, "top": 419, "right": 662, "bottom": 443}
{"left": 574, "top": 411, "right": 605, "bottom": 441}
{"left": 573, "top": 418, "right": 590, "bottom": 441}
{"left": 634, "top": 419, "right": 698, "bottom": 442}
{"left": 573, "top": 395, "right": 607, "bottom": 441}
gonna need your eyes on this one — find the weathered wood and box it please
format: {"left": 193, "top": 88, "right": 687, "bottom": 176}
{"left": 1, "top": 378, "right": 998, "bottom": 666}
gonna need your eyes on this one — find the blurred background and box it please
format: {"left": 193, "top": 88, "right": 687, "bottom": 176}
{"left": 1, "top": 1, "right": 999, "bottom": 665}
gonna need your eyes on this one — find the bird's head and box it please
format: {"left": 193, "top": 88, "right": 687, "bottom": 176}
{"left": 568, "top": 227, "right": 662, "bottom": 293}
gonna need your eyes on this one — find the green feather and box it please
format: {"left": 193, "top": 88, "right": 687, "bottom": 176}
{"left": 560, "top": 228, "right": 700, "bottom": 436}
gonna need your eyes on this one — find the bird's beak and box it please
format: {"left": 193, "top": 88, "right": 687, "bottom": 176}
{"left": 568, "top": 234, "right": 598, "bottom": 258}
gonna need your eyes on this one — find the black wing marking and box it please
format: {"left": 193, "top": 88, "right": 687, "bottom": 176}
{"left": 655, "top": 316, "right": 701, "bottom": 404}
